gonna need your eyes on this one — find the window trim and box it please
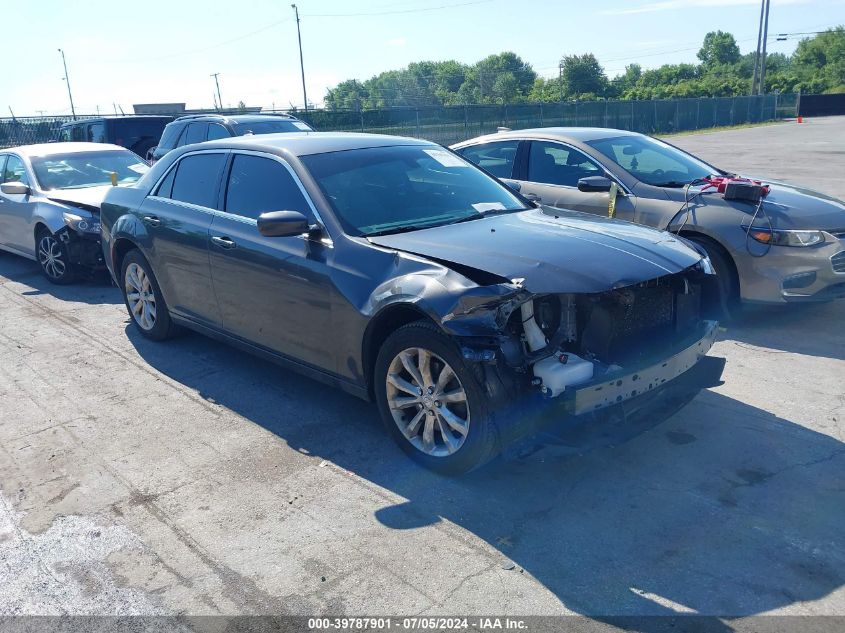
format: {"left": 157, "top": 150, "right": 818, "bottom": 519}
{"left": 488, "top": 138, "right": 632, "bottom": 195}
{"left": 217, "top": 149, "right": 331, "bottom": 241}
{"left": 457, "top": 139, "right": 522, "bottom": 180}
{"left": 148, "top": 149, "right": 229, "bottom": 213}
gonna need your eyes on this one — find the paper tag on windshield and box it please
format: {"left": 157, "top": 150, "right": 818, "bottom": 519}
{"left": 293, "top": 121, "right": 311, "bottom": 131}
{"left": 472, "top": 202, "right": 506, "bottom": 213}
{"left": 128, "top": 164, "right": 149, "bottom": 174}
{"left": 423, "top": 149, "right": 467, "bottom": 167}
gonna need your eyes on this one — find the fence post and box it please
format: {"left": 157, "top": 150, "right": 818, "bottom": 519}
{"left": 730, "top": 98, "right": 735, "bottom": 125}
{"left": 415, "top": 108, "right": 420, "bottom": 137}
{"left": 574, "top": 100, "right": 578, "bottom": 126}
{"left": 796, "top": 89, "right": 801, "bottom": 118}
{"left": 360, "top": 109, "right": 365, "bottom": 133}
{"left": 464, "top": 105, "right": 468, "bottom": 136}
{"left": 653, "top": 100, "right": 658, "bottom": 133}
{"left": 773, "top": 91, "right": 779, "bottom": 120}
{"left": 695, "top": 98, "right": 700, "bottom": 129}
{"left": 539, "top": 103, "right": 543, "bottom": 127}
{"left": 674, "top": 99, "right": 679, "bottom": 131}
{"left": 630, "top": 99, "right": 634, "bottom": 132}
{"left": 604, "top": 99, "right": 609, "bottom": 127}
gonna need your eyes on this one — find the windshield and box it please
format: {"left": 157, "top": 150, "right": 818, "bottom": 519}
{"left": 31, "top": 150, "right": 149, "bottom": 190}
{"left": 300, "top": 145, "right": 528, "bottom": 236}
{"left": 233, "top": 120, "right": 312, "bottom": 135}
{"left": 586, "top": 135, "right": 717, "bottom": 186}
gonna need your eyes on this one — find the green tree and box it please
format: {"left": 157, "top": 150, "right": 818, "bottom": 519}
{"left": 698, "top": 31, "right": 741, "bottom": 67}
{"left": 470, "top": 52, "right": 537, "bottom": 103}
{"left": 325, "top": 80, "right": 369, "bottom": 110}
{"left": 560, "top": 54, "right": 608, "bottom": 98}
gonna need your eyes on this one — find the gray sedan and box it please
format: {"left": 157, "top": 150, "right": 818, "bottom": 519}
{"left": 453, "top": 128, "right": 845, "bottom": 308}
{"left": 0, "top": 142, "right": 149, "bottom": 283}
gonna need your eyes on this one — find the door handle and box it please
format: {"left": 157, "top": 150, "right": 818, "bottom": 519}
{"left": 142, "top": 215, "right": 161, "bottom": 227}
{"left": 211, "top": 235, "right": 237, "bottom": 249}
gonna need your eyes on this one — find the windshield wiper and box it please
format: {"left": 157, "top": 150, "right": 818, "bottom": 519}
{"left": 365, "top": 224, "right": 436, "bottom": 237}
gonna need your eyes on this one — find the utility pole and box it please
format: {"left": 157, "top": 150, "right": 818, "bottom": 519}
{"left": 758, "top": 0, "right": 771, "bottom": 95}
{"left": 58, "top": 48, "right": 76, "bottom": 120}
{"left": 211, "top": 73, "right": 223, "bottom": 111}
{"left": 291, "top": 4, "right": 308, "bottom": 113}
{"left": 751, "top": 0, "right": 764, "bottom": 94}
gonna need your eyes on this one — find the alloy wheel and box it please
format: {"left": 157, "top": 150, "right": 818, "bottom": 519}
{"left": 386, "top": 347, "right": 470, "bottom": 457}
{"left": 125, "top": 262, "right": 157, "bottom": 331}
{"left": 38, "top": 235, "right": 66, "bottom": 280}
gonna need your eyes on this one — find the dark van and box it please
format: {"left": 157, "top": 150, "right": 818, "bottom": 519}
{"left": 57, "top": 116, "right": 174, "bottom": 161}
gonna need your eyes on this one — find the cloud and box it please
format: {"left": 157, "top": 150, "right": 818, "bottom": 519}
{"left": 386, "top": 37, "right": 407, "bottom": 47}
{"left": 603, "top": 0, "right": 808, "bottom": 15}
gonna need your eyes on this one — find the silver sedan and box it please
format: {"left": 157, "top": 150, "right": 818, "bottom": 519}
{"left": 453, "top": 128, "right": 845, "bottom": 308}
{"left": 0, "top": 142, "right": 149, "bottom": 283}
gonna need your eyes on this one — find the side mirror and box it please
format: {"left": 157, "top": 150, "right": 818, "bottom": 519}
{"left": 1, "top": 181, "right": 30, "bottom": 196}
{"left": 502, "top": 179, "right": 521, "bottom": 192}
{"left": 578, "top": 176, "right": 613, "bottom": 193}
{"left": 257, "top": 210, "right": 311, "bottom": 238}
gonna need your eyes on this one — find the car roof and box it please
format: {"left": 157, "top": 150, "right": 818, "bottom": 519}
{"left": 1, "top": 142, "right": 131, "bottom": 158}
{"left": 172, "top": 113, "right": 301, "bottom": 124}
{"left": 455, "top": 126, "right": 642, "bottom": 145}
{"left": 59, "top": 115, "right": 173, "bottom": 127}
{"left": 197, "top": 131, "right": 435, "bottom": 157}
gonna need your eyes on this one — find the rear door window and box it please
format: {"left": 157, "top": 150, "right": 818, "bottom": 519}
{"left": 87, "top": 121, "right": 107, "bottom": 143}
{"left": 457, "top": 140, "right": 519, "bottom": 178}
{"left": 224, "top": 154, "right": 311, "bottom": 220}
{"left": 167, "top": 153, "right": 226, "bottom": 208}
{"left": 206, "top": 123, "right": 230, "bottom": 141}
{"left": 184, "top": 123, "right": 208, "bottom": 145}
{"left": 527, "top": 141, "right": 601, "bottom": 187}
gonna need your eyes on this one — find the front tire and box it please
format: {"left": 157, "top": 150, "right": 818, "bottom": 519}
{"left": 120, "top": 249, "right": 177, "bottom": 341}
{"left": 688, "top": 235, "right": 741, "bottom": 320}
{"left": 36, "top": 228, "right": 76, "bottom": 285}
{"left": 374, "top": 321, "right": 499, "bottom": 475}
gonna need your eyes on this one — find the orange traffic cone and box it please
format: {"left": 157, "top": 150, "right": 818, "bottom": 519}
{"left": 797, "top": 116, "right": 804, "bottom": 123}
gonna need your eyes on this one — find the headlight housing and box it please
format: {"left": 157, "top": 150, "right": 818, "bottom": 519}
{"left": 63, "top": 211, "right": 101, "bottom": 234}
{"left": 743, "top": 226, "right": 825, "bottom": 247}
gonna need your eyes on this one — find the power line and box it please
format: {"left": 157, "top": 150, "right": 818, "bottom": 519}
{"left": 303, "top": 0, "right": 491, "bottom": 17}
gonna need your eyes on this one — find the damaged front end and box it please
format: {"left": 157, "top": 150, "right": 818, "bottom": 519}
{"left": 444, "top": 260, "right": 725, "bottom": 423}
{"left": 51, "top": 198, "right": 106, "bottom": 272}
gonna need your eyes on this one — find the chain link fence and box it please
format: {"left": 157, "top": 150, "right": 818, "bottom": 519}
{"left": 1, "top": 94, "right": 796, "bottom": 150}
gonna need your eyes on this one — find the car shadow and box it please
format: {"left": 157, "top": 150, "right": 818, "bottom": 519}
{"left": 722, "top": 301, "right": 845, "bottom": 361}
{"left": 127, "top": 325, "right": 845, "bottom": 620}
{"left": 0, "top": 251, "right": 121, "bottom": 306}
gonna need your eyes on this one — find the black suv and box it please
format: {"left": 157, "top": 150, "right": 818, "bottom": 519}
{"left": 149, "top": 113, "right": 313, "bottom": 163}
{"left": 57, "top": 116, "right": 174, "bottom": 161}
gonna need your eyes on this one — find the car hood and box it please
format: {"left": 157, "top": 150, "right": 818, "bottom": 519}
{"left": 368, "top": 207, "right": 703, "bottom": 294}
{"left": 665, "top": 179, "right": 845, "bottom": 230}
{"left": 45, "top": 185, "right": 115, "bottom": 212}
{"left": 747, "top": 179, "right": 845, "bottom": 230}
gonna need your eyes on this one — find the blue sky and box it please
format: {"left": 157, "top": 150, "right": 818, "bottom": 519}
{"left": 6, "top": 0, "right": 845, "bottom": 116}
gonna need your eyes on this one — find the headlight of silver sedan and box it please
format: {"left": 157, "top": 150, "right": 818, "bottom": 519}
{"left": 63, "top": 211, "right": 101, "bottom": 234}
{"left": 744, "top": 227, "right": 825, "bottom": 247}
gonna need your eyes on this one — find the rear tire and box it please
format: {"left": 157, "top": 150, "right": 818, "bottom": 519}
{"left": 374, "top": 321, "right": 499, "bottom": 475}
{"left": 36, "top": 228, "right": 77, "bottom": 285}
{"left": 120, "top": 249, "right": 178, "bottom": 341}
{"left": 688, "top": 235, "right": 741, "bottom": 320}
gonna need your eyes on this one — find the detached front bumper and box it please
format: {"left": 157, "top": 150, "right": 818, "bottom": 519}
{"left": 736, "top": 238, "right": 845, "bottom": 304}
{"left": 559, "top": 320, "right": 723, "bottom": 416}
